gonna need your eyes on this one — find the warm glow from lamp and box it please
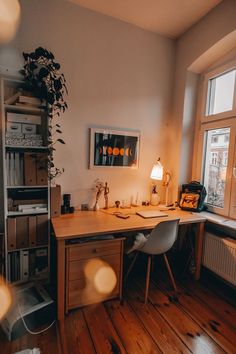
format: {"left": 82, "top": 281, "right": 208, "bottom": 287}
{"left": 150, "top": 159, "right": 163, "bottom": 180}
{"left": 0, "top": 0, "right": 21, "bottom": 43}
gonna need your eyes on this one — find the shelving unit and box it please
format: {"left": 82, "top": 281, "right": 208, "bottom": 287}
{"left": 0, "top": 76, "right": 50, "bottom": 284}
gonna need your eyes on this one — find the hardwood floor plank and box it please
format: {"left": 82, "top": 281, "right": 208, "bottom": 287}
{"left": 178, "top": 277, "right": 236, "bottom": 330}
{"left": 201, "top": 271, "right": 236, "bottom": 307}
{"left": 156, "top": 277, "right": 236, "bottom": 354}
{"left": 63, "top": 310, "right": 96, "bottom": 354}
{"left": 105, "top": 299, "right": 161, "bottom": 354}
{"left": 83, "top": 303, "right": 126, "bottom": 354}
{"left": 125, "top": 282, "right": 191, "bottom": 354}
{"left": 139, "top": 280, "right": 225, "bottom": 354}
{"left": 0, "top": 324, "right": 59, "bottom": 354}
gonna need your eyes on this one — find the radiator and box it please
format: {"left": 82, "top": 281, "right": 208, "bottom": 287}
{"left": 202, "top": 232, "right": 236, "bottom": 286}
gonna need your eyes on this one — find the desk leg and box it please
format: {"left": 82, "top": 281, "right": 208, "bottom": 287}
{"left": 195, "top": 222, "right": 205, "bottom": 280}
{"left": 57, "top": 239, "right": 65, "bottom": 321}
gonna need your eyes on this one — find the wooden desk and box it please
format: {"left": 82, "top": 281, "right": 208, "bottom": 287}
{"left": 51, "top": 207, "right": 206, "bottom": 321}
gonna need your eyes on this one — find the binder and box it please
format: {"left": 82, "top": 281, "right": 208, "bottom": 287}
{"left": 7, "top": 218, "right": 16, "bottom": 250}
{"left": 28, "top": 216, "right": 37, "bottom": 247}
{"left": 6, "top": 152, "right": 10, "bottom": 186}
{"left": 24, "top": 153, "right": 37, "bottom": 185}
{"left": 20, "top": 249, "right": 29, "bottom": 282}
{"left": 20, "top": 154, "right": 24, "bottom": 185}
{"left": 50, "top": 185, "right": 61, "bottom": 218}
{"left": 36, "top": 154, "right": 48, "bottom": 185}
{"left": 36, "top": 214, "right": 48, "bottom": 246}
{"left": 16, "top": 216, "right": 29, "bottom": 249}
{"left": 14, "top": 152, "right": 20, "bottom": 185}
{"left": 10, "top": 152, "right": 15, "bottom": 186}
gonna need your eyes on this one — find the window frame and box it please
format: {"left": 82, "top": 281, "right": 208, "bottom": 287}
{"left": 197, "top": 119, "right": 236, "bottom": 217}
{"left": 201, "top": 59, "right": 236, "bottom": 123}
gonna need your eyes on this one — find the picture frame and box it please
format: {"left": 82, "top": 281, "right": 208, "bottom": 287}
{"left": 89, "top": 127, "right": 140, "bottom": 169}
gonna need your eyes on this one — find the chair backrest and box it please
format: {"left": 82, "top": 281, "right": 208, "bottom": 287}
{"left": 140, "top": 218, "right": 180, "bottom": 255}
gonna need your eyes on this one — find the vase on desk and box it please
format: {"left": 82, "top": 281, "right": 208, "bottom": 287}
{"left": 150, "top": 192, "right": 160, "bottom": 206}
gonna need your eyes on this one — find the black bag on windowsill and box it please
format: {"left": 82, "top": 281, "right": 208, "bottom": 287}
{"left": 179, "top": 181, "right": 207, "bottom": 212}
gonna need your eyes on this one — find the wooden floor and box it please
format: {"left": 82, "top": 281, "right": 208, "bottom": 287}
{"left": 1, "top": 267, "right": 236, "bottom": 354}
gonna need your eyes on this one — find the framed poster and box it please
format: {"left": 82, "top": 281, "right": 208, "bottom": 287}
{"left": 90, "top": 128, "right": 140, "bottom": 169}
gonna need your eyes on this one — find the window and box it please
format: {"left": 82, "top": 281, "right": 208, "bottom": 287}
{"left": 203, "top": 128, "right": 230, "bottom": 208}
{"left": 207, "top": 69, "right": 236, "bottom": 116}
{"left": 196, "top": 59, "right": 236, "bottom": 219}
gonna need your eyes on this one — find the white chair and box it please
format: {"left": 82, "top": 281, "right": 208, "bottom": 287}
{"left": 125, "top": 218, "right": 180, "bottom": 303}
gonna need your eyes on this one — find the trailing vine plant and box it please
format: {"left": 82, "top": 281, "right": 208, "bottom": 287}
{"left": 19, "top": 47, "right": 68, "bottom": 181}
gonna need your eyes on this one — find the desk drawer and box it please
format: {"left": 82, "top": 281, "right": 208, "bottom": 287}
{"left": 68, "top": 254, "right": 121, "bottom": 281}
{"left": 67, "top": 239, "right": 121, "bottom": 261}
{"left": 67, "top": 258, "right": 120, "bottom": 309}
{"left": 68, "top": 280, "right": 119, "bottom": 309}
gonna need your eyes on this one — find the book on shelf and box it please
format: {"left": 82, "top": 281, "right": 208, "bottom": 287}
{"left": 6, "top": 152, "right": 24, "bottom": 186}
{"left": 18, "top": 95, "right": 41, "bottom": 106}
{"left": 5, "top": 89, "right": 46, "bottom": 109}
{"left": 18, "top": 204, "right": 48, "bottom": 213}
{"left": 4, "top": 90, "right": 22, "bottom": 105}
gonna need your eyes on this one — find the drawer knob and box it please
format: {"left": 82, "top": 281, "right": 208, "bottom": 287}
{"left": 92, "top": 248, "right": 98, "bottom": 254}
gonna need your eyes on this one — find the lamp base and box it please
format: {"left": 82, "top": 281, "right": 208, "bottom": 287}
{"left": 150, "top": 193, "right": 160, "bottom": 206}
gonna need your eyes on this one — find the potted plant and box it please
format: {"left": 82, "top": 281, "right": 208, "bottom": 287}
{"left": 19, "top": 47, "right": 68, "bottom": 181}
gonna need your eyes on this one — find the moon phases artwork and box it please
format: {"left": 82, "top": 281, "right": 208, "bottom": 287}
{"left": 90, "top": 128, "right": 140, "bottom": 169}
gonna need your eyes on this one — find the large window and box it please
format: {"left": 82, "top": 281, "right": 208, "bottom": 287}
{"left": 197, "top": 60, "right": 236, "bottom": 219}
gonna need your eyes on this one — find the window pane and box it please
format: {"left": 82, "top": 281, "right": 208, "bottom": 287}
{"left": 203, "top": 127, "right": 230, "bottom": 208}
{"left": 207, "top": 70, "right": 235, "bottom": 115}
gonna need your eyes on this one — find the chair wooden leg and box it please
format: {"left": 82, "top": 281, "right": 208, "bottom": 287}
{"left": 151, "top": 255, "right": 155, "bottom": 273}
{"left": 163, "top": 253, "right": 177, "bottom": 293}
{"left": 144, "top": 255, "right": 152, "bottom": 304}
{"left": 124, "top": 252, "right": 139, "bottom": 282}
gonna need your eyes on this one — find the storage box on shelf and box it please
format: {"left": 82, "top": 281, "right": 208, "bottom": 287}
{"left": 0, "top": 76, "right": 50, "bottom": 284}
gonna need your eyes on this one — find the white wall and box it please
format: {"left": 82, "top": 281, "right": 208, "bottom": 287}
{"left": 170, "top": 0, "right": 236, "bottom": 200}
{"left": 0, "top": 0, "right": 175, "bottom": 209}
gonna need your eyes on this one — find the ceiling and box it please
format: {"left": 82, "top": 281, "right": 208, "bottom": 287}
{"left": 68, "top": 0, "right": 222, "bottom": 39}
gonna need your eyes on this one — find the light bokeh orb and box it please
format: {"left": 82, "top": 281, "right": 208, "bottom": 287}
{"left": 0, "top": 276, "right": 12, "bottom": 320}
{"left": 94, "top": 266, "right": 117, "bottom": 294}
{"left": 0, "top": 0, "right": 21, "bottom": 43}
{"left": 84, "top": 258, "right": 117, "bottom": 295}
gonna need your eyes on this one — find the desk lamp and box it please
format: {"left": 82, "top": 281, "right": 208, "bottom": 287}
{"left": 150, "top": 158, "right": 171, "bottom": 206}
{"left": 150, "top": 158, "right": 163, "bottom": 205}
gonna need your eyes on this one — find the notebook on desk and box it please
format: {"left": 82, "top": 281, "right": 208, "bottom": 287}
{"left": 136, "top": 210, "right": 168, "bottom": 218}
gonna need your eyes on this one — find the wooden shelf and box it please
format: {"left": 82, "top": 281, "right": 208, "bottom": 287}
{"left": 7, "top": 210, "right": 48, "bottom": 216}
{"left": 8, "top": 244, "right": 48, "bottom": 253}
{"left": 5, "top": 145, "right": 48, "bottom": 150}
{"left": 7, "top": 185, "right": 48, "bottom": 189}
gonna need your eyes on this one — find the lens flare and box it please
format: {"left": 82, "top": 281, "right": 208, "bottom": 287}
{"left": 94, "top": 266, "right": 117, "bottom": 294}
{"left": 0, "top": 276, "right": 12, "bottom": 320}
{"left": 0, "top": 0, "right": 21, "bottom": 43}
{"left": 84, "top": 259, "right": 117, "bottom": 295}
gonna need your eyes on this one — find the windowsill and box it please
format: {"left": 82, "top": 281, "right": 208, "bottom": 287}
{"left": 199, "top": 211, "right": 236, "bottom": 230}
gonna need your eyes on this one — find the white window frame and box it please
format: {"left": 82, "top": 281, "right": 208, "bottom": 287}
{"left": 194, "top": 59, "right": 236, "bottom": 218}
{"left": 196, "top": 119, "right": 236, "bottom": 217}
{"left": 201, "top": 59, "right": 236, "bottom": 123}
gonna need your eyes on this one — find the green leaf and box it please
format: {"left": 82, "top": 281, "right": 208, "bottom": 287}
{"left": 57, "top": 138, "right": 65, "bottom": 144}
